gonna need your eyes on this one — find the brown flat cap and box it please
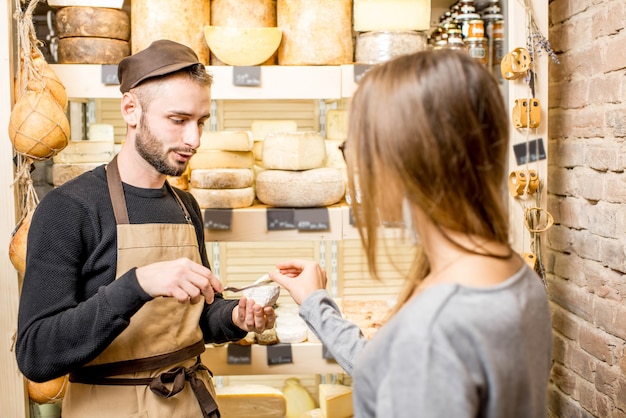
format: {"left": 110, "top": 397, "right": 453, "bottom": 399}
{"left": 117, "top": 39, "right": 201, "bottom": 93}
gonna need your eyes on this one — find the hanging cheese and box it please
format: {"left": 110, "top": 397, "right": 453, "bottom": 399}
{"left": 255, "top": 167, "right": 345, "bottom": 208}
{"left": 210, "top": 0, "right": 277, "bottom": 65}
{"left": 131, "top": 0, "right": 211, "bottom": 64}
{"left": 58, "top": 37, "right": 129, "bottom": 64}
{"left": 51, "top": 162, "right": 101, "bottom": 186}
{"left": 23, "top": 55, "right": 68, "bottom": 111}
{"left": 262, "top": 131, "right": 326, "bottom": 171}
{"left": 318, "top": 384, "right": 354, "bottom": 418}
{"left": 251, "top": 119, "right": 298, "bottom": 141}
{"left": 216, "top": 384, "right": 286, "bottom": 418}
{"left": 353, "top": 0, "right": 431, "bottom": 32}
{"left": 190, "top": 168, "right": 254, "bottom": 189}
{"left": 199, "top": 131, "right": 254, "bottom": 151}
{"left": 277, "top": 0, "right": 353, "bottom": 65}
{"left": 55, "top": 6, "right": 130, "bottom": 40}
{"left": 190, "top": 150, "right": 255, "bottom": 170}
{"left": 52, "top": 140, "right": 115, "bottom": 164}
{"left": 9, "top": 210, "right": 34, "bottom": 276}
{"left": 190, "top": 187, "right": 255, "bottom": 209}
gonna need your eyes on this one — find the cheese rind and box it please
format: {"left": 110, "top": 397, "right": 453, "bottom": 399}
{"left": 190, "top": 186, "right": 255, "bottom": 209}
{"left": 318, "top": 384, "right": 353, "bottom": 418}
{"left": 50, "top": 162, "right": 101, "bottom": 186}
{"left": 216, "top": 384, "right": 286, "bottom": 418}
{"left": 190, "top": 168, "right": 254, "bottom": 189}
{"left": 190, "top": 150, "right": 255, "bottom": 170}
{"left": 262, "top": 131, "right": 326, "bottom": 171}
{"left": 353, "top": 0, "right": 431, "bottom": 32}
{"left": 199, "top": 131, "right": 254, "bottom": 151}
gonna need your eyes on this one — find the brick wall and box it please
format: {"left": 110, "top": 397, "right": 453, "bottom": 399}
{"left": 547, "top": 1, "right": 626, "bottom": 417}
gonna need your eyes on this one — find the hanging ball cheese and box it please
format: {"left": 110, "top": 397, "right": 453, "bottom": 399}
{"left": 25, "top": 56, "right": 68, "bottom": 110}
{"left": 9, "top": 90, "right": 70, "bottom": 160}
{"left": 27, "top": 375, "right": 68, "bottom": 404}
{"left": 9, "top": 210, "right": 34, "bottom": 275}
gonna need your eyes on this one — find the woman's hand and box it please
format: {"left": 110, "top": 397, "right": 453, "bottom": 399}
{"left": 269, "top": 259, "right": 327, "bottom": 305}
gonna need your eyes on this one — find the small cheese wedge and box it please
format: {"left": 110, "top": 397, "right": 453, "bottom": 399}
{"left": 216, "top": 384, "right": 286, "bottom": 418}
{"left": 190, "top": 186, "right": 255, "bottom": 209}
{"left": 190, "top": 168, "right": 254, "bottom": 189}
{"left": 190, "top": 150, "right": 255, "bottom": 170}
{"left": 262, "top": 131, "right": 326, "bottom": 171}
{"left": 199, "top": 130, "right": 254, "bottom": 151}
{"left": 204, "top": 26, "right": 282, "bottom": 66}
{"left": 319, "top": 384, "right": 353, "bottom": 418}
{"left": 251, "top": 119, "right": 298, "bottom": 141}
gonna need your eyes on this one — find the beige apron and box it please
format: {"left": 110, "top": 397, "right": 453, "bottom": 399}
{"left": 63, "top": 157, "right": 219, "bottom": 418}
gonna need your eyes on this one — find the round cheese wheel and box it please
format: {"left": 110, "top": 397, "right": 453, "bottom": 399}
{"left": 55, "top": 6, "right": 130, "bottom": 40}
{"left": 255, "top": 167, "right": 345, "bottom": 207}
{"left": 262, "top": 131, "right": 326, "bottom": 171}
{"left": 58, "top": 37, "right": 129, "bottom": 64}
{"left": 131, "top": 0, "right": 211, "bottom": 64}
{"left": 190, "top": 150, "right": 255, "bottom": 170}
{"left": 190, "top": 168, "right": 255, "bottom": 189}
{"left": 52, "top": 162, "right": 101, "bottom": 186}
{"left": 190, "top": 186, "right": 255, "bottom": 209}
{"left": 277, "top": 0, "right": 353, "bottom": 65}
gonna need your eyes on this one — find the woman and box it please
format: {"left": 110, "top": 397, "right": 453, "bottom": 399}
{"left": 270, "top": 49, "right": 552, "bottom": 417}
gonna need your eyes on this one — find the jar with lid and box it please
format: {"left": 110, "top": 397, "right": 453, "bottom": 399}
{"left": 482, "top": 0, "right": 502, "bottom": 15}
{"left": 455, "top": 13, "right": 482, "bottom": 39}
{"left": 465, "top": 37, "right": 488, "bottom": 65}
{"left": 458, "top": 0, "right": 476, "bottom": 14}
{"left": 446, "top": 29, "right": 465, "bottom": 49}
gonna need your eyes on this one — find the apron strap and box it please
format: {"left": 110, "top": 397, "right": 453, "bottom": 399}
{"left": 106, "top": 155, "right": 130, "bottom": 225}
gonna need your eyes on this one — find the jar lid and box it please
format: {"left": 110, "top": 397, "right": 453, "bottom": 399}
{"left": 466, "top": 37, "right": 487, "bottom": 42}
{"left": 456, "top": 13, "right": 481, "bottom": 20}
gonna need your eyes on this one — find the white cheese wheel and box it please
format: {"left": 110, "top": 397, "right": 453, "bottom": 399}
{"left": 255, "top": 167, "right": 345, "bottom": 208}
{"left": 52, "top": 140, "right": 115, "bottom": 164}
{"left": 318, "top": 384, "right": 353, "bottom": 418}
{"left": 251, "top": 119, "right": 298, "bottom": 141}
{"left": 216, "top": 384, "right": 286, "bottom": 418}
{"left": 55, "top": 6, "right": 130, "bottom": 40}
{"left": 275, "top": 309, "right": 308, "bottom": 343}
{"left": 190, "top": 168, "right": 254, "bottom": 189}
{"left": 199, "top": 130, "right": 254, "bottom": 151}
{"left": 277, "top": 0, "right": 353, "bottom": 65}
{"left": 353, "top": 0, "right": 431, "bottom": 32}
{"left": 57, "top": 37, "right": 129, "bottom": 64}
{"left": 190, "top": 150, "right": 255, "bottom": 170}
{"left": 190, "top": 187, "right": 255, "bottom": 209}
{"left": 262, "top": 131, "right": 326, "bottom": 171}
{"left": 243, "top": 276, "right": 280, "bottom": 307}
{"left": 325, "top": 109, "right": 348, "bottom": 140}
{"left": 51, "top": 162, "right": 101, "bottom": 186}
{"left": 204, "top": 26, "right": 282, "bottom": 67}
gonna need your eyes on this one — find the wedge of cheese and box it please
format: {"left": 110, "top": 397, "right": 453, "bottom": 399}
{"left": 319, "top": 384, "right": 353, "bottom": 418}
{"left": 262, "top": 131, "right": 326, "bottom": 171}
{"left": 190, "top": 150, "right": 255, "bottom": 170}
{"left": 190, "top": 168, "right": 254, "bottom": 189}
{"left": 353, "top": 0, "right": 431, "bottom": 32}
{"left": 199, "top": 130, "right": 253, "bottom": 151}
{"left": 190, "top": 186, "right": 255, "bottom": 209}
{"left": 204, "top": 26, "right": 282, "bottom": 66}
{"left": 216, "top": 384, "right": 286, "bottom": 418}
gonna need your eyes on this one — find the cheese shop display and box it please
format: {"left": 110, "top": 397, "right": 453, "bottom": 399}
{"left": 318, "top": 384, "right": 354, "bottom": 418}
{"left": 215, "top": 384, "right": 287, "bottom": 418}
{"left": 282, "top": 377, "right": 316, "bottom": 418}
{"left": 209, "top": 0, "right": 277, "bottom": 65}
{"left": 277, "top": 0, "right": 353, "bottom": 65}
{"left": 255, "top": 167, "right": 345, "bottom": 208}
{"left": 262, "top": 131, "right": 325, "bottom": 171}
{"left": 353, "top": 0, "right": 431, "bottom": 32}
{"left": 355, "top": 31, "right": 428, "bottom": 64}
{"left": 131, "top": 0, "right": 211, "bottom": 64}
{"left": 342, "top": 299, "right": 393, "bottom": 340}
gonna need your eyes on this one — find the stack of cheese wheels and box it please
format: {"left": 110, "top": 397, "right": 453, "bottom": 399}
{"left": 55, "top": 6, "right": 130, "bottom": 64}
{"left": 51, "top": 140, "right": 116, "bottom": 186}
{"left": 189, "top": 131, "right": 256, "bottom": 209}
{"left": 131, "top": 0, "right": 211, "bottom": 64}
{"left": 353, "top": 0, "right": 430, "bottom": 64}
{"left": 256, "top": 131, "right": 345, "bottom": 207}
{"left": 210, "top": 0, "right": 277, "bottom": 65}
{"left": 216, "top": 384, "right": 286, "bottom": 418}
{"left": 277, "top": 0, "right": 353, "bottom": 65}
{"left": 250, "top": 119, "right": 298, "bottom": 166}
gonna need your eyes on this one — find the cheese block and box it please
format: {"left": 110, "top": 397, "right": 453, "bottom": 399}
{"left": 262, "top": 131, "right": 326, "bottom": 171}
{"left": 204, "top": 26, "right": 282, "bottom": 67}
{"left": 300, "top": 409, "right": 324, "bottom": 418}
{"left": 353, "top": 0, "right": 431, "bottom": 32}
{"left": 216, "top": 384, "right": 286, "bottom": 418}
{"left": 190, "top": 187, "right": 255, "bottom": 209}
{"left": 251, "top": 119, "right": 298, "bottom": 141}
{"left": 326, "top": 109, "right": 348, "bottom": 140}
{"left": 324, "top": 139, "right": 347, "bottom": 171}
{"left": 318, "top": 384, "right": 353, "bottom": 418}
{"left": 57, "top": 37, "right": 129, "bottom": 64}
{"left": 131, "top": 0, "right": 211, "bottom": 64}
{"left": 51, "top": 162, "right": 101, "bottom": 186}
{"left": 255, "top": 168, "right": 345, "bottom": 208}
{"left": 190, "top": 150, "right": 255, "bottom": 170}
{"left": 55, "top": 6, "right": 130, "bottom": 40}
{"left": 277, "top": 0, "right": 353, "bottom": 65}
{"left": 88, "top": 124, "right": 115, "bottom": 142}
{"left": 52, "top": 140, "right": 115, "bottom": 164}
{"left": 253, "top": 140, "right": 264, "bottom": 161}
{"left": 190, "top": 168, "right": 254, "bottom": 189}
{"left": 199, "top": 131, "right": 253, "bottom": 151}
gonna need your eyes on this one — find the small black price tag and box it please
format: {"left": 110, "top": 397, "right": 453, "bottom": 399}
{"left": 348, "top": 207, "right": 355, "bottom": 226}
{"left": 294, "top": 208, "right": 330, "bottom": 231}
{"left": 267, "top": 343, "right": 293, "bottom": 365}
{"left": 204, "top": 209, "right": 233, "bottom": 230}
{"left": 101, "top": 65, "right": 119, "bottom": 85}
{"left": 513, "top": 138, "right": 546, "bottom": 165}
{"left": 267, "top": 208, "right": 296, "bottom": 230}
{"left": 233, "top": 66, "right": 262, "bottom": 87}
{"left": 227, "top": 344, "right": 252, "bottom": 365}
{"left": 353, "top": 64, "right": 373, "bottom": 83}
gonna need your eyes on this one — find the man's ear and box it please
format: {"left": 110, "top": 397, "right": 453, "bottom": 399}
{"left": 121, "top": 92, "right": 140, "bottom": 127}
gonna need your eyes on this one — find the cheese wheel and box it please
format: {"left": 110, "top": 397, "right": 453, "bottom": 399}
{"left": 51, "top": 162, "right": 101, "bottom": 186}
{"left": 55, "top": 6, "right": 130, "bottom": 40}
{"left": 131, "top": 0, "right": 211, "bottom": 64}
{"left": 199, "top": 131, "right": 253, "bottom": 151}
{"left": 190, "top": 150, "right": 255, "bottom": 170}
{"left": 58, "top": 37, "right": 129, "bottom": 64}
{"left": 204, "top": 26, "right": 281, "bottom": 67}
{"left": 277, "top": 0, "right": 353, "bottom": 65}
{"left": 190, "top": 187, "right": 255, "bottom": 209}
{"left": 262, "top": 131, "right": 326, "bottom": 171}
{"left": 353, "top": 0, "right": 431, "bottom": 32}
{"left": 318, "top": 384, "right": 353, "bottom": 418}
{"left": 255, "top": 168, "right": 345, "bottom": 207}
{"left": 325, "top": 109, "right": 348, "bottom": 140}
{"left": 250, "top": 119, "right": 298, "bottom": 141}
{"left": 216, "top": 385, "right": 286, "bottom": 418}
{"left": 52, "top": 140, "right": 115, "bottom": 164}
{"left": 190, "top": 168, "right": 254, "bottom": 189}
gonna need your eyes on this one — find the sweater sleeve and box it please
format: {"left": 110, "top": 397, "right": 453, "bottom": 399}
{"left": 298, "top": 289, "right": 368, "bottom": 376}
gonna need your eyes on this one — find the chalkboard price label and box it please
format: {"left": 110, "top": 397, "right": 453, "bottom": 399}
{"left": 233, "top": 66, "right": 262, "bottom": 87}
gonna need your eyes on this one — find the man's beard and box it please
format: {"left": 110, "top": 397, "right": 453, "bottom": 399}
{"left": 135, "top": 114, "right": 195, "bottom": 177}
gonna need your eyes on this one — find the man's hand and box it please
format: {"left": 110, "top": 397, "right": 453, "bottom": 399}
{"left": 135, "top": 257, "right": 223, "bottom": 304}
{"left": 232, "top": 297, "right": 276, "bottom": 333}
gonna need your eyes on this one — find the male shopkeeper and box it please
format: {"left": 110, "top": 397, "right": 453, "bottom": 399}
{"left": 16, "top": 39, "right": 276, "bottom": 418}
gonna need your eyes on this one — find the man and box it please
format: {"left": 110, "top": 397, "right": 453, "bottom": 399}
{"left": 16, "top": 39, "right": 275, "bottom": 418}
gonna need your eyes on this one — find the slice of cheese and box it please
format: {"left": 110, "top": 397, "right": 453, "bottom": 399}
{"left": 326, "top": 109, "right": 348, "bottom": 140}
{"left": 190, "top": 150, "right": 255, "bottom": 170}
{"left": 204, "top": 26, "right": 282, "bottom": 66}
{"left": 353, "top": 0, "right": 431, "bottom": 32}
{"left": 216, "top": 384, "right": 286, "bottom": 418}
{"left": 251, "top": 119, "right": 298, "bottom": 141}
{"left": 318, "top": 384, "right": 353, "bottom": 418}
{"left": 262, "top": 131, "right": 326, "bottom": 171}
{"left": 190, "top": 186, "right": 255, "bottom": 209}
{"left": 52, "top": 140, "right": 115, "bottom": 164}
{"left": 190, "top": 168, "right": 254, "bottom": 189}
{"left": 199, "top": 130, "right": 254, "bottom": 151}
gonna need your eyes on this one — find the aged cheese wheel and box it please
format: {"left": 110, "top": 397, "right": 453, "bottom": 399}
{"left": 9, "top": 210, "right": 34, "bottom": 275}
{"left": 262, "top": 131, "right": 326, "bottom": 171}
{"left": 277, "top": 0, "right": 353, "bottom": 65}
{"left": 190, "top": 187, "right": 255, "bottom": 209}
{"left": 55, "top": 6, "right": 130, "bottom": 40}
{"left": 216, "top": 384, "right": 286, "bottom": 418}
{"left": 51, "top": 162, "right": 101, "bottom": 186}
{"left": 131, "top": 0, "right": 211, "bottom": 64}
{"left": 9, "top": 90, "right": 70, "bottom": 160}
{"left": 52, "top": 140, "right": 115, "bottom": 164}
{"left": 190, "top": 150, "right": 255, "bottom": 170}
{"left": 27, "top": 375, "right": 68, "bottom": 404}
{"left": 190, "top": 168, "right": 255, "bottom": 189}
{"left": 250, "top": 119, "right": 297, "bottom": 141}
{"left": 255, "top": 167, "right": 345, "bottom": 207}
{"left": 210, "top": 0, "right": 277, "bottom": 65}
{"left": 58, "top": 37, "right": 129, "bottom": 64}
{"left": 199, "top": 131, "right": 253, "bottom": 151}
{"left": 204, "top": 26, "right": 281, "bottom": 67}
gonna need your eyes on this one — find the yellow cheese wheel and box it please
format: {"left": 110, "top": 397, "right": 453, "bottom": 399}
{"left": 190, "top": 168, "right": 255, "bottom": 189}
{"left": 55, "top": 6, "right": 130, "bottom": 40}
{"left": 204, "top": 26, "right": 281, "bottom": 67}
{"left": 216, "top": 384, "right": 286, "bottom": 418}
{"left": 58, "top": 37, "right": 129, "bottom": 64}
{"left": 190, "top": 150, "right": 255, "bottom": 170}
